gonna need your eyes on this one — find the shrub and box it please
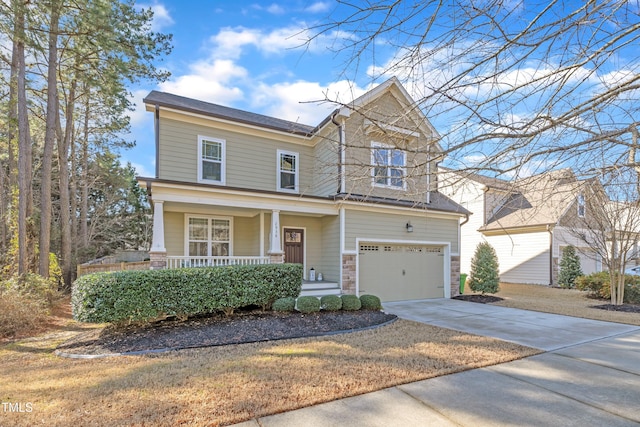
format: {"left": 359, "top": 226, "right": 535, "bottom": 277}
{"left": 468, "top": 242, "right": 500, "bottom": 294}
{"left": 272, "top": 297, "right": 296, "bottom": 312}
{"left": 296, "top": 296, "right": 320, "bottom": 313}
{"left": 340, "top": 294, "right": 361, "bottom": 311}
{"left": 558, "top": 245, "right": 583, "bottom": 289}
{"left": 320, "top": 294, "right": 342, "bottom": 311}
{"left": 0, "top": 273, "right": 56, "bottom": 338}
{"left": 359, "top": 294, "right": 382, "bottom": 310}
{"left": 575, "top": 271, "right": 640, "bottom": 303}
{"left": 72, "top": 263, "right": 303, "bottom": 323}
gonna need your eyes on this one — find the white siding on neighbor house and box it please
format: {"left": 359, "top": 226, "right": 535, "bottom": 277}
{"left": 486, "top": 231, "right": 551, "bottom": 285}
{"left": 554, "top": 227, "right": 601, "bottom": 274}
{"left": 344, "top": 209, "right": 459, "bottom": 253}
{"left": 158, "top": 117, "right": 317, "bottom": 195}
{"left": 435, "top": 173, "right": 485, "bottom": 273}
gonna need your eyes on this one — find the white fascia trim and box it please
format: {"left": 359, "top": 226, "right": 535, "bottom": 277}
{"left": 364, "top": 119, "right": 420, "bottom": 138}
{"left": 339, "top": 200, "right": 466, "bottom": 220}
{"left": 150, "top": 182, "right": 338, "bottom": 215}
{"left": 156, "top": 106, "right": 313, "bottom": 143}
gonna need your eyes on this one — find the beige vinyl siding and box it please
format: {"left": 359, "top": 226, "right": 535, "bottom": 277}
{"left": 164, "top": 211, "right": 184, "bottom": 257}
{"left": 320, "top": 215, "right": 340, "bottom": 282}
{"left": 233, "top": 215, "right": 260, "bottom": 256}
{"left": 344, "top": 209, "right": 458, "bottom": 253}
{"left": 312, "top": 129, "right": 340, "bottom": 197}
{"left": 486, "top": 231, "right": 551, "bottom": 285}
{"left": 342, "top": 92, "right": 437, "bottom": 202}
{"left": 158, "top": 117, "right": 316, "bottom": 194}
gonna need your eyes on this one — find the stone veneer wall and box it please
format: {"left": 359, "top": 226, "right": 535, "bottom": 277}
{"left": 341, "top": 254, "right": 357, "bottom": 294}
{"left": 149, "top": 251, "right": 167, "bottom": 270}
{"left": 450, "top": 255, "right": 461, "bottom": 297}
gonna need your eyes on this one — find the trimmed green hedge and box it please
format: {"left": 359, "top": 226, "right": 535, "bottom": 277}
{"left": 272, "top": 297, "right": 296, "bottom": 312}
{"left": 359, "top": 294, "right": 382, "bottom": 310}
{"left": 340, "top": 294, "right": 361, "bottom": 311}
{"left": 575, "top": 271, "right": 640, "bottom": 304}
{"left": 296, "top": 296, "right": 321, "bottom": 313}
{"left": 72, "top": 264, "right": 303, "bottom": 323}
{"left": 320, "top": 294, "right": 342, "bottom": 311}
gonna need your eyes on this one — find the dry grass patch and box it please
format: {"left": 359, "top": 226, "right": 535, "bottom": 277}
{"left": 492, "top": 282, "right": 640, "bottom": 326}
{"left": 0, "top": 319, "right": 538, "bottom": 426}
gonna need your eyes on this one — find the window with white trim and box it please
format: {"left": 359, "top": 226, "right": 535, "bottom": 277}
{"left": 198, "top": 136, "right": 225, "bottom": 184}
{"left": 277, "top": 149, "right": 299, "bottom": 193}
{"left": 577, "top": 193, "right": 586, "bottom": 218}
{"left": 371, "top": 142, "right": 406, "bottom": 188}
{"left": 186, "top": 215, "right": 232, "bottom": 256}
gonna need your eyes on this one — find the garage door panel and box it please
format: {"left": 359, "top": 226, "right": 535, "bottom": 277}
{"left": 359, "top": 244, "right": 445, "bottom": 302}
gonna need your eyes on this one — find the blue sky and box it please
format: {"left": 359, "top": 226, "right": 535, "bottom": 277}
{"left": 125, "top": 1, "right": 378, "bottom": 177}
{"left": 124, "top": 1, "right": 640, "bottom": 180}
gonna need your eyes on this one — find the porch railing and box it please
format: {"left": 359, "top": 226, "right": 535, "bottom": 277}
{"left": 166, "top": 256, "right": 271, "bottom": 269}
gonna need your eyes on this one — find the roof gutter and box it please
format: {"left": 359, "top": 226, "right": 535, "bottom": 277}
{"left": 331, "top": 111, "right": 346, "bottom": 194}
{"left": 154, "top": 104, "right": 160, "bottom": 179}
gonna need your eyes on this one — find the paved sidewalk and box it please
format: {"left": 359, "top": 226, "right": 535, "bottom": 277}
{"left": 234, "top": 299, "right": 640, "bottom": 426}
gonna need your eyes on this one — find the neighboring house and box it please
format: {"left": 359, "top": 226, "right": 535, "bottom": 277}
{"left": 439, "top": 168, "right": 602, "bottom": 285}
{"left": 138, "top": 77, "right": 468, "bottom": 302}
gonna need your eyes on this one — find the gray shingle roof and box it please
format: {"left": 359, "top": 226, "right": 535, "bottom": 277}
{"left": 144, "top": 90, "right": 318, "bottom": 136}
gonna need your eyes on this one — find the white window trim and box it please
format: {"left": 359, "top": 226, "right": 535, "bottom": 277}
{"left": 577, "top": 193, "right": 586, "bottom": 218}
{"left": 197, "top": 135, "right": 226, "bottom": 185}
{"left": 277, "top": 149, "right": 300, "bottom": 194}
{"left": 371, "top": 141, "right": 407, "bottom": 190}
{"left": 184, "top": 214, "right": 234, "bottom": 256}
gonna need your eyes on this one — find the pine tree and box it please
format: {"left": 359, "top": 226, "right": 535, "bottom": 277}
{"left": 558, "top": 245, "right": 583, "bottom": 288}
{"left": 468, "top": 242, "right": 500, "bottom": 294}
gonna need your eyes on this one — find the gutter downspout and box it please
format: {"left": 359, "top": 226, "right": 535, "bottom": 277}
{"left": 331, "top": 112, "right": 346, "bottom": 194}
{"left": 154, "top": 105, "right": 160, "bottom": 179}
{"left": 426, "top": 148, "right": 431, "bottom": 204}
{"left": 547, "top": 224, "right": 554, "bottom": 286}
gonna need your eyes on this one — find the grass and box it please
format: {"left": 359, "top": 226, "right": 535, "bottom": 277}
{"left": 491, "top": 282, "right": 640, "bottom": 326}
{"left": 0, "top": 299, "right": 538, "bottom": 427}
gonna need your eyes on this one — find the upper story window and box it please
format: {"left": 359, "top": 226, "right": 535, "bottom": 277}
{"left": 577, "top": 193, "right": 586, "bottom": 218}
{"left": 371, "top": 142, "right": 406, "bottom": 189}
{"left": 198, "top": 135, "right": 225, "bottom": 184}
{"left": 277, "top": 149, "right": 299, "bottom": 193}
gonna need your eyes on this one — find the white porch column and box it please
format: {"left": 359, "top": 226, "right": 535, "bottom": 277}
{"left": 149, "top": 200, "right": 167, "bottom": 269}
{"left": 268, "top": 209, "right": 284, "bottom": 263}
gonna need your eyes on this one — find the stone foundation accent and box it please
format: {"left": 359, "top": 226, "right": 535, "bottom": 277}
{"left": 450, "top": 255, "right": 461, "bottom": 297}
{"left": 269, "top": 253, "right": 284, "bottom": 264}
{"left": 149, "top": 251, "right": 167, "bottom": 270}
{"left": 341, "top": 254, "right": 357, "bottom": 294}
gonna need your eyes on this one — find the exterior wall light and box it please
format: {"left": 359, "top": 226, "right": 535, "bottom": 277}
{"left": 406, "top": 222, "right": 413, "bottom": 232}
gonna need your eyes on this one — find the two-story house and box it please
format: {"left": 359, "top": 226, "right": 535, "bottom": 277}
{"left": 439, "top": 168, "right": 602, "bottom": 285}
{"left": 138, "top": 77, "right": 468, "bottom": 302}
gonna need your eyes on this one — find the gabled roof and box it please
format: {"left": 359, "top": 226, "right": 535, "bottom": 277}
{"left": 144, "top": 90, "right": 317, "bottom": 136}
{"left": 480, "top": 169, "right": 588, "bottom": 231}
{"left": 144, "top": 77, "right": 440, "bottom": 144}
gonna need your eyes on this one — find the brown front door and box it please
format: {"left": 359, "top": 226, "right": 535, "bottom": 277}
{"left": 284, "top": 228, "right": 304, "bottom": 265}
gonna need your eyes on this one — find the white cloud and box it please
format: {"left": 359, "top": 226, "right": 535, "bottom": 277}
{"left": 266, "top": 3, "right": 285, "bottom": 14}
{"left": 128, "top": 89, "right": 153, "bottom": 126}
{"left": 139, "top": 3, "right": 174, "bottom": 31}
{"left": 158, "top": 59, "right": 247, "bottom": 103}
{"left": 127, "top": 161, "right": 155, "bottom": 178}
{"left": 305, "top": 2, "right": 331, "bottom": 13}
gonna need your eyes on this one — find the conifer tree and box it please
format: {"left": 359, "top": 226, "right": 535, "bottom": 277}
{"left": 468, "top": 242, "right": 500, "bottom": 294}
{"left": 558, "top": 245, "right": 583, "bottom": 289}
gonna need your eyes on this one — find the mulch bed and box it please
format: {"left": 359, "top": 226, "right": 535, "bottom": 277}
{"left": 453, "top": 294, "right": 504, "bottom": 304}
{"left": 57, "top": 310, "right": 397, "bottom": 356}
{"left": 591, "top": 304, "right": 640, "bottom": 313}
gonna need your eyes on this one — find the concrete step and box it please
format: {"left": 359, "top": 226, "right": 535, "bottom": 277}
{"left": 299, "top": 288, "right": 342, "bottom": 297}
{"left": 300, "top": 281, "right": 341, "bottom": 297}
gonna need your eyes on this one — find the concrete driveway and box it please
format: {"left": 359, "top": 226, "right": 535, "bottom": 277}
{"left": 235, "top": 299, "right": 640, "bottom": 426}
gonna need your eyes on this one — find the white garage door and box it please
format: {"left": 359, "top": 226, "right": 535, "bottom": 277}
{"left": 358, "top": 243, "right": 445, "bottom": 302}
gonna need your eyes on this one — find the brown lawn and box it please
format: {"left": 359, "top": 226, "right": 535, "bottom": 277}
{"left": 5, "top": 283, "right": 636, "bottom": 426}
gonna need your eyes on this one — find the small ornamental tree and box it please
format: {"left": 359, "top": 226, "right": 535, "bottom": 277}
{"left": 468, "top": 242, "right": 500, "bottom": 294}
{"left": 558, "top": 245, "right": 583, "bottom": 289}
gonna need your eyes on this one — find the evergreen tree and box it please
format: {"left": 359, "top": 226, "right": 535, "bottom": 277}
{"left": 468, "top": 242, "right": 500, "bottom": 294}
{"left": 558, "top": 245, "right": 583, "bottom": 288}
